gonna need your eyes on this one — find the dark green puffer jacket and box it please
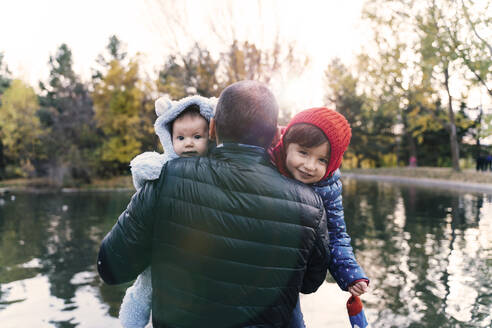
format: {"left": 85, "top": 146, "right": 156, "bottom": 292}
{"left": 98, "top": 144, "right": 329, "bottom": 328}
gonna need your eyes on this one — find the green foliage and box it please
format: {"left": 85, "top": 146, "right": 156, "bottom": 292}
{"left": 451, "top": 0, "right": 492, "bottom": 96}
{"left": 107, "top": 35, "right": 127, "bottom": 62}
{"left": 38, "top": 43, "right": 98, "bottom": 184}
{"left": 481, "top": 113, "right": 492, "bottom": 141}
{"left": 324, "top": 58, "right": 397, "bottom": 168}
{"left": 0, "top": 52, "right": 11, "bottom": 97}
{"left": 92, "top": 36, "right": 155, "bottom": 174}
{"left": 158, "top": 44, "right": 221, "bottom": 99}
{"left": 93, "top": 34, "right": 128, "bottom": 82}
{"left": 0, "top": 52, "right": 12, "bottom": 178}
{"left": 0, "top": 80, "right": 43, "bottom": 177}
{"left": 3, "top": 18, "right": 485, "bottom": 183}
{"left": 402, "top": 102, "right": 475, "bottom": 166}
{"left": 359, "top": 0, "right": 488, "bottom": 169}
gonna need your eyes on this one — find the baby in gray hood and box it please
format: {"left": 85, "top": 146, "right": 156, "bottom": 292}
{"left": 130, "top": 95, "right": 215, "bottom": 190}
{"left": 120, "top": 95, "right": 216, "bottom": 328}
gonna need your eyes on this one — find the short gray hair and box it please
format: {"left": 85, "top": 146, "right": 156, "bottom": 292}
{"left": 215, "top": 80, "right": 278, "bottom": 148}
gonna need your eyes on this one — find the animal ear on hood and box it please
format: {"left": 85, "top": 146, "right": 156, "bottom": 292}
{"left": 209, "top": 97, "right": 218, "bottom": 112}
{"left": 155, "top": 96, "right": 174, "bottom": 117}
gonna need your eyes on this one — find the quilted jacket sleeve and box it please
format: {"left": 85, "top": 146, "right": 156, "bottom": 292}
{"left": 313, "top": 170, "right": 368, "bottom": 291}
{"left": 301, "top": 199, "right": 330, "bottom": 294}
{"left": 97, "top": 177, "right": 161, "bottom": 285}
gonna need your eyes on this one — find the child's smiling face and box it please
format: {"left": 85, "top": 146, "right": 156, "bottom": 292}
{"left": 172, "top": 114, "right": 209, "bottom": 157}
{"left": 285, "top": 142, "right": 330, "bottom": 184}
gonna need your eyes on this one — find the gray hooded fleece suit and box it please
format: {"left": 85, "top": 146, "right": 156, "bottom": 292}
{"left": 119, "top": 95, "right": 215, "bottom": 328}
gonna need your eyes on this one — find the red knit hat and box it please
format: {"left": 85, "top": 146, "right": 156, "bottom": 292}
{"left": 270, "top": 107, "right": 352, "bottom": 181}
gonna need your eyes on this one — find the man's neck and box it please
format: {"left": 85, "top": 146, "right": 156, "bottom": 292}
{"left": 216, "top": 142, "right": 265, "bottom": 151}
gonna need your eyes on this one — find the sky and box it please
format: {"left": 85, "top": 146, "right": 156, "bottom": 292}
{"left": 1, "top": 0, "right": 490, "bottom": 116}
{"left": 1, "top": 0, "right": 371, "bottom": 112}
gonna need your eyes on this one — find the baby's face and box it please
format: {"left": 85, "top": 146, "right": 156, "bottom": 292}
{"left": 285, "top": 142, "right": 330, "bottom": 184}
{"left": 172, "top": 114, "right": 209, "bottom": 157}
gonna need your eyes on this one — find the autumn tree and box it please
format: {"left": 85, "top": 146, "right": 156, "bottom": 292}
{"left": 417, "top": 0, "right": 489, "bottom": 167}
{"left": 448, "top": 0, "right": 492, "bottom": 159}
{"left": 451, "top": 0, "right": 492, "bottom": 97}
{"left": 361, "top": 0, "right": 490, "bottom": 170}
{"left": 414, "top": 0, "right": 463, "bottom": 170}
{"left": 92, "top": 36, "right": 156, "bottom": 174}
{"left": 0, "top": 79, "right": 43, "bottom": 177}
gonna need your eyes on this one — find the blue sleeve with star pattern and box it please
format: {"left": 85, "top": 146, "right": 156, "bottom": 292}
{"left": 312, "top": 169, "right": 368, "bottom": 291}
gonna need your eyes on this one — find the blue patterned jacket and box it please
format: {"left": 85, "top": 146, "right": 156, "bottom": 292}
{"left": 312, "top": 169, "right": 368, "bottom": 290}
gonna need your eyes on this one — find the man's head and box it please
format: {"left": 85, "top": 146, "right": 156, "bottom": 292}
{"left": 211, "top": 80, "right": 278, "bottom": 148}
{"left": 171, "top": 105, "right": 209, "bottom": 157}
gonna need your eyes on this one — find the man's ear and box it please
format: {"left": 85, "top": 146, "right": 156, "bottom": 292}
{"left": 209, "top": 118, "right": 216, "bottom": 142}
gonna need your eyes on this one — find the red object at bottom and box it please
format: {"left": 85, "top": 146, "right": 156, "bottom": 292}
{"left": 347, "top": 295, "right": 369, "bottom": 327}
{"left": 347, "top": 295, "right": 363, "bottom": 316}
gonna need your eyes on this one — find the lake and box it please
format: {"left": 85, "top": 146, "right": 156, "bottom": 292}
{"left": 0, "top": 179, "right": 490, "bottom": 327}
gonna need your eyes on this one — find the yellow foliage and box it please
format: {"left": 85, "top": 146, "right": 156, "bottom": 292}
{"left": 92, "top": 58, "right": 152, "bottom": 165}
{"left": 101, "top": 136, "right": 142, "bottom": 163}
{"left": 0, "top": 79, "right": 43, "bottom": 162}
{"left": 381, "top": 153, "right": 398, "bottom": 167}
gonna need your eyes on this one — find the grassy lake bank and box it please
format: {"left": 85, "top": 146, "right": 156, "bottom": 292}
{"left": 1, "top": 167, "right": 492, "bottom": 193}
{"left": 0, "top": 176, "right": 133, "bottom": 192}
{"left": 343, "top": 167, "right": 492, "bottom": 194}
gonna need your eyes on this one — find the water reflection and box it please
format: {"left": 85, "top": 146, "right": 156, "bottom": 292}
{"left": 0, "top": 192, "right": 132, "bottom": 327}
{"left": 342, "top": 180, "right": 491, "bottom": 327}
{"left": 0, "top": 182, "right": 490, "bottom": 327}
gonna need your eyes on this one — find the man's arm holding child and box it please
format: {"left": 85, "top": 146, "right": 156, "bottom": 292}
{"left": 301, "top": 207, "right": 330, "bottom": 294}
{"left": 97, "top": 177, "right": 161, "bottom": 285}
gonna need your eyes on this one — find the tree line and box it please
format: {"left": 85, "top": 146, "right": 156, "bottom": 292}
{"left": 0, "top": 0, "right": 490, "bottom": 186}
{"left": 0, "top": 35, "right": 308, "bottom": 186}
{"left": 344, "top": 0, "right": 491, "bottom": 170}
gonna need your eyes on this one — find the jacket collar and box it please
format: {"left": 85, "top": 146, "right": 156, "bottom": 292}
{"left": 210, "top": 143, "right": 271, "bottom": 165}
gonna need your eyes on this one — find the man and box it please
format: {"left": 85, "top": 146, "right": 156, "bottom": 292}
{"left": 97, "top": 80, "right": 329, "bottom": 328}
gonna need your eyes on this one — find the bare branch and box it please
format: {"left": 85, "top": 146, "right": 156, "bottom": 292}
{"left": 461, "top": 0, "right": 492, "bottom": 56}
{"left": 445, "top": 21, "right": 492, "bottom": 97}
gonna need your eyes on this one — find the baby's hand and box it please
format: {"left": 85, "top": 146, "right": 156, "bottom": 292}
{"left": 130, "top": 152, "right": 167, "bottom": 190}
{"left": 348, "top": 281, "right": 368, "bottom": 296}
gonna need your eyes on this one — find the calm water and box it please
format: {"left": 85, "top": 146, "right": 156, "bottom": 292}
{"left": 0, "top": 180, "right": 490, "bottom": 328}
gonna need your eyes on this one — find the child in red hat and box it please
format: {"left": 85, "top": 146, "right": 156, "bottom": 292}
{"left": 270, "top": 107, "right": 369, "bottom": 327}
